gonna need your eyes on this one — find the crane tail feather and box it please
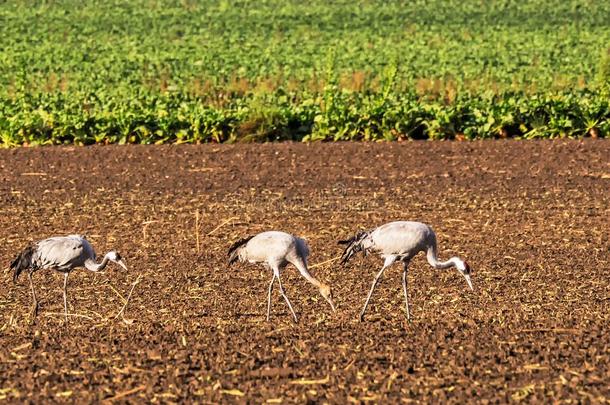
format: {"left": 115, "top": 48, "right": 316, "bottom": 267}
{"left": 228, "top": 253, "right": 239, "bottom": 266}
{"left": 338, "top": 231, "right": 370, "bottom": 266}
{"left": 227, "top": 235, "right": 254, "bottom": 265}
{"left": 10, "top": 245, "right": 35, "bottom": 283}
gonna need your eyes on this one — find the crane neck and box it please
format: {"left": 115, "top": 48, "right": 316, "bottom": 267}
{"left": 84, "top": 253, "right": 111, "bottom": 272}
{"left": 426, "top": 245, "right": 461, "bottom": 269}
{"left": 292, "top": 258, "right": 322, "bottom": 288}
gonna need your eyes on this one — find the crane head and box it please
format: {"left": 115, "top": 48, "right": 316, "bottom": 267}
{"left": 108, "top": 251, "right": 128, "bottom": 271}
{"left": 319, "top": 284, "right": 336, "bottom": 312}
{"left": 457, "top": 260, "right": 473, "bottom": 290}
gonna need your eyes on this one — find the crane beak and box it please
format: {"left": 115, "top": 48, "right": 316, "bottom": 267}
{"left": 117, "top": 259, "right": 128, "bottom": 271}
{"left": 326, "top": 297, "right": 336, "bottom": 312}
{"left": 464, "top": 273, "right": 473, "bottom": 290}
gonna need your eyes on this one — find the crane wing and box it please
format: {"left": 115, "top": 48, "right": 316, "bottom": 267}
{"left": 370, "top": 221, "right": 434, "bottom": 257}
{"left": 34, "top": 236, "right": 89, "bottom": 271}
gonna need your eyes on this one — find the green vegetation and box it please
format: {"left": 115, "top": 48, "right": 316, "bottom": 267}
{"left": 1, "top": 0, "right": 609, "bottom": 145}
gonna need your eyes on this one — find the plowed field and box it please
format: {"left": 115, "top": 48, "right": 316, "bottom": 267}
{"left": 1, "top": 140, "right": 608, "bottom": 402}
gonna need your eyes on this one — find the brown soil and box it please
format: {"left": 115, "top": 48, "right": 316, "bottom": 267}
{"left": 0, "top": 140, "right": 609, "bottom": 403}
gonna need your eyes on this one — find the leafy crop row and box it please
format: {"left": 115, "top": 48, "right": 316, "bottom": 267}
{"left": 2, "top": 88, "right": 607, "bottom": 145}
{"left": 1, "top": 0, "right": 609, "bottom": 145}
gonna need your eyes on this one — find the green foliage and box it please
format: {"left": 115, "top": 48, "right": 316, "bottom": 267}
{"left": 597, "top": 48, "right": 610, "bottom": 88}
{"left": 0, "top": 0, "right": 609, "bottom": 145}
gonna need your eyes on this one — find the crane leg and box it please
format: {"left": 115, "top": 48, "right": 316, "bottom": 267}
{"left": 360, "top": 266, "right": 387, "bottom": 321}
{"left": 275, "top": 270, "right": 298, "bottom": 322}
{"left": 266, "top": 275, "right": 276, "bottom": 321}
{"left": 402, "top": 261, "right": 410, "bottom": 321}
{"left": 63, "top": 273, "right": 69, "bottom": 323}
{"left": 27, "top": 272, "right": 39, "bottom": 318}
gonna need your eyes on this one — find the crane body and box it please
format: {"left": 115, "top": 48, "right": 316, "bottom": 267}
{"left": 339, "top": 221, "right": 473, "bottom": 321}
{"left": 228, "top": 231, "right": 335, "bottom": 322}
{"left": 10, "top": 235, "right": 127, "bottom": 322}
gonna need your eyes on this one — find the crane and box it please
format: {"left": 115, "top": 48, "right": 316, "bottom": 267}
{"left": 228, "top": 231, "right": 335, "bottom": 322}
{"left": 339, "top": 221, "right": 473, "bottom": 321}
{"left": 10, "top": 234, "right": 127, "bottom": 322}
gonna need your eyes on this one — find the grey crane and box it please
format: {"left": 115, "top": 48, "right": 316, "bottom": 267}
{"left": 339, "top": 221, "right": 473, "bottom": 321}
{"left": 228, "top": 231, "right": 336, "bottom": 322}
{"left": 10, "top": 234, "right": 127, "bottom": 322}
